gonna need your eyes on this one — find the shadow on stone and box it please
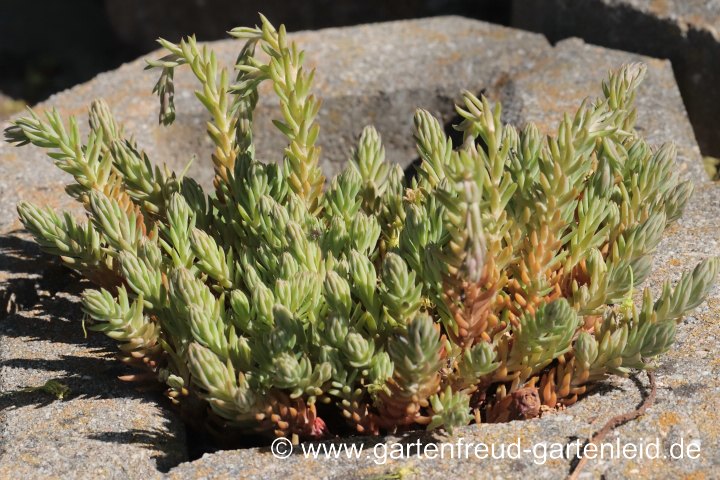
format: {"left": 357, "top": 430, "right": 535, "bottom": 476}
{"left": 0, "top": 231, "right": 188, "bottom": 471}
{"left": 0, "top": 355, "right": 153, "bottom": 408}
{"left": 581, "top": 381, "right": 623, "bottom": 399}
{"left": 87, "top": 426, "right": 183, "bottom": 472}
{"left": 400, "top": 87, "right": 487, "bottom": 184}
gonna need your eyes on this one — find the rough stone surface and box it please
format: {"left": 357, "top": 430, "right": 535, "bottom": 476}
{"left": 513, "top": 0, "right": 720, "bottom": 158}
{"left": 0, "top": 93, "right": 23, "bottom": 121}
{"left": 0, "top": 16, "right": 716, "bottom": 478}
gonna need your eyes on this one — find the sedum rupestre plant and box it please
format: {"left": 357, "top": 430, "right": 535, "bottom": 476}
{"left": 5, "top": 15, "right": 718, "bottom": 444}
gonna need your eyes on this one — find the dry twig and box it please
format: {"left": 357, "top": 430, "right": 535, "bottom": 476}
{"left": 567, "top": 371, "right": 657, "bottom": 480}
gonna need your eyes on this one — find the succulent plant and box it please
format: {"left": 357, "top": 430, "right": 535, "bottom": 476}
{"left": 5, "top": 15, "right": 717, "bottom": 445}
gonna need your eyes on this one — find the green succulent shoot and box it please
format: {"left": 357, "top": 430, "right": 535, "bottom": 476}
{"left": 5, "top": 15, "right": 717, "bottom": 444}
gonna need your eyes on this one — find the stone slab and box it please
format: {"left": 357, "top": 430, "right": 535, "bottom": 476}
{"left": 0, "top": 16, "right": 715, "bottom": 479}
{"left": 512, "top": 0, "right": 720, "bottom": 158}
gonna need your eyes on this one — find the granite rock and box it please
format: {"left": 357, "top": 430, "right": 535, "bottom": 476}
{"left": 0, "top": 16, "right": 716, "bottom": 479}
{"left": 0, "top": 93, "right": 23, "bottom": 121}
{"left": 513, "top": 0, "right": 720, "bottom": 158}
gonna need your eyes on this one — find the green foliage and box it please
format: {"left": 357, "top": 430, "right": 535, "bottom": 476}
{"left": 21, "top": 379, "right": 72, "bottom": 400}
{"left": 5, "top": 15, "right": 717, "bottom": 444}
